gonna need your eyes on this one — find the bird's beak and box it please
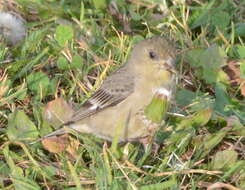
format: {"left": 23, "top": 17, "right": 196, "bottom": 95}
{"left": 162, "top": 57, "right": 177, "bottom": 74}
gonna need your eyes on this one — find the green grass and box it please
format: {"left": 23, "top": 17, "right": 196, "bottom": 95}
{"left": 1, "top": 0, "right": 245, "bottom": 189}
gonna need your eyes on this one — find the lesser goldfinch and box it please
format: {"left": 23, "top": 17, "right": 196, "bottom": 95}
{"left": 38, "top": 36, "right": 176, "bottom": 142}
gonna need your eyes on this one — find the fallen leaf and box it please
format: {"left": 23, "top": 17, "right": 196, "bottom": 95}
{"left": 42, "top": 135, "right": 69, "bottom": 153}
{"left": 224, "top": 60, "right": 245, "bottom": 97}
{"left": 226, "top": 115, "right": 245, "bottom": 136}
{"left": 43, "top": 98, "right": 75, "bottom": 128}
{"left": 211, "top": 150, "right": 238, "bottom": 170}
{"left": 42, "top": 135, "right": 80, "bottom": 156}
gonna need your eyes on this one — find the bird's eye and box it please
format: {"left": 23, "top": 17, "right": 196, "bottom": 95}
{"left": 149, "top": 51, "right": 157, "bottom": 59}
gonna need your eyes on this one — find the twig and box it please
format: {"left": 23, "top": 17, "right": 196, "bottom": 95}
{"left": 153, "top": 169, "right": 222, "bottom": 176}
{"left": 205, "top": 182, "right": 241, "bottom": 190}
{"left": 125, "top": 161, "right": 222, "bottom": 177}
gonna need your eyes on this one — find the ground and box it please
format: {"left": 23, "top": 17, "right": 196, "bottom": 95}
{"left": 0, "top": 0, "right": 245, "bottom": 189}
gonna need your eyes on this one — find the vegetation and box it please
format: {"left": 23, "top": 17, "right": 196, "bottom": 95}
{"left": 0, "top": 0, "right": 245, "bottom": 189}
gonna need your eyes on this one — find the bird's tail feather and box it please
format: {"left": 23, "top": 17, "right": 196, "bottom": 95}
{"left": 29, "top": 128, "right": 67, "bottom": 144}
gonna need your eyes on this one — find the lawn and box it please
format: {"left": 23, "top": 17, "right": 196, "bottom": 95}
{"left": 0, "top": 0, "right": 245, "bottom": 189}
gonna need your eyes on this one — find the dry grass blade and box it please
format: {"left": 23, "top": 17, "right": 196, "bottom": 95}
{"left": 125, "top": 161, "right": 223, "bottom": 176}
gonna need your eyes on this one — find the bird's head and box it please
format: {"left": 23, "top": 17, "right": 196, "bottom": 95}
{"left": 129, "top": 36, "right": 176, "bottom": 75}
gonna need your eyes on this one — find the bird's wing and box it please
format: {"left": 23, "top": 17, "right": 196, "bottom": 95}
{"left": 70, "top": 68, "right": 134, "bottom": 122}
{"left": 70, "top": 89, "right": 126, "bottom": 122}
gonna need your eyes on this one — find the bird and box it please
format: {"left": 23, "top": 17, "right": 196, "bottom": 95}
{"left": 35, "top": 36, "right": 177, "bottom": 143}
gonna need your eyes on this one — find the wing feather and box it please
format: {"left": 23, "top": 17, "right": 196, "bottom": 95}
{"left": 71, "top": 89, "right": 127, "bottom": 122}
{"left": 70, "top": 67, "right": 134, "bottom": 122}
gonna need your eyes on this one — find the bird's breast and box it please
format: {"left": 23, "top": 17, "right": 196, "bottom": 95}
{"left": 79, "top": 68, "right": 175, "bottom": 141}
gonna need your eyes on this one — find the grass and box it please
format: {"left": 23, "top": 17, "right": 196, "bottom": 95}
{"left": 1, "top": 0, "right": 245, "bottom": 189}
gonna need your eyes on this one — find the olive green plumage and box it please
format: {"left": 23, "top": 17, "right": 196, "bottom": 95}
{"left": 38, "top": 36, "right": 177, "bottom": 142}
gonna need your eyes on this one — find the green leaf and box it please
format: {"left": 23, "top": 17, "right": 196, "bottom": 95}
{"left": 7, "top": 110, "right": 39, "bottom": 141}
{"left": 190, "top": 94, "right": 215, "bottom": 112}
{"left": 176, "top": 89, "right": 196, "bottom": 107}
{"left": 240, "top": 61, "right": 245, "bottom": 79}
{"left": 144, "top": 93, "right": 169, "bottom": 124}
{"left": 190, "top": 0, "right": 215, "bottom": 29}
{"left": 211, "top": 10, "right": 230, "bottom": 30}
{"left": 185, "top": 45, "right": 227, "bottom": 85}
{"left": 71, "top": 55, "right": 83, "bottom": 69}
{"left": 176, "top": 109, "right": 212, "bottom": 130}
{"left": 57, "top": 56, "right": 69, "bottom": 70}
{"left": 214, "top": 83, "right": 231, "bottom": 116}
{"left": 26, "top": 72, "right": 50, "bottom": 98}
{"left": 236, "top": 45, "right": 245, "bottom": 59}
{"left": 212, "top": 150, "right": 238, "bottom": 170}
{"left": 235, "top": 23, "right": 245, "bottom": 37}
{"left": 129, "top": 8, "right": 142, "bottom": 21}
{"left": 201, "top": 129, "right": 229, "bottom": 158}
{"left": 15, "top": 87, "right": 27, "bottom": 101}
{"left": 200, "top": 45, "right": 226, "bottom": 84}
{"left": 55, "top": 25, "right": 73, "bottom": 46}
{"left": 190, "top": 1, "right": 231, "bottom": 31}
{"left": 42, "top": 165, "right": 57, "bottom": 178}
{"left": 56, "top": 55, "right": 82, "bottom": 70}
{"left": 185, "top": 48, "right": 204, "bottom": 68}
{"left": 92, "top": 0, "right": 107, "bottom": 10}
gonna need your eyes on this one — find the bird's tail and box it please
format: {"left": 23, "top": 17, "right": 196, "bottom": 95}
{"left": 29, "top": 128, "right": 67, "bottom": 144}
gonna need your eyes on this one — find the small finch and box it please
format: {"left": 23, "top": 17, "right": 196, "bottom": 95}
{"left": 37, "top": 36, "right": 177, "bottom": 143}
